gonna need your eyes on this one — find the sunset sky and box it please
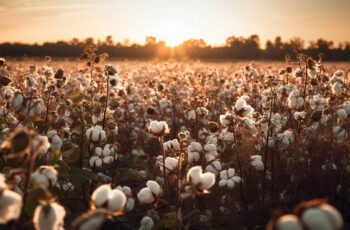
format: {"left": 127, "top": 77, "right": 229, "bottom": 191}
{"left": 0, "top": 0, "right": 349, "bottom": 47}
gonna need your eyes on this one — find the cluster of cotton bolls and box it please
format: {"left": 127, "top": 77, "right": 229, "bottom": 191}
{"left": 308, "top": 94, "right": 327, "bottom": 111}
{"left": 269, "top": 200, "right": 343, "bottom": 230}
{"left": 277, "top": 130, "right": 294, "bottom": 146}
{"left": 234, "top": 96, "right": 254, "bottom": 117}
{"left": 187, "top": 142, "right": 202, "bottom": 163}
{"left": 288, "top": 89, "right": 304, "bottom": 110}
{"left": 218, "top": 168, "right": 241, "bottom": 189}
{"left": 89, "top": 144, "right": 117, "bottom": 168}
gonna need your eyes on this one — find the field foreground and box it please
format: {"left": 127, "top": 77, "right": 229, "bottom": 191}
{"left": 0, "top": 57, "right": 349, "bottom": 229}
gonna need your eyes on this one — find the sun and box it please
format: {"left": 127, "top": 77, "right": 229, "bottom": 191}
{"left": 153, "top": 25, "right": 188, "bottom": 47}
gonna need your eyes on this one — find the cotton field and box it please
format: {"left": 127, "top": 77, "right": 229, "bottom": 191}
{"left": 0, "top": 51, "right": 349, "bottom": 229}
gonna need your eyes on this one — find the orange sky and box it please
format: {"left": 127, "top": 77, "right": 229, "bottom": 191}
{"left": 0, "top": 0, "right": 349, "bottom": 47}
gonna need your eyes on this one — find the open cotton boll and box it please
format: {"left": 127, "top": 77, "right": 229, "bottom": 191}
{"left": 204, "top": 143, "right": 218, "bottom": 161}
{"left": 149, "top": 120, "right": 169, "bottom": 136}
{"left": 199, "top": 173, "right": 216, "bottom": 190}
{"left": 31, "top": 166, "right": 58, "bottom": 188}
{"left": 275, "top": 215, "right": 303, "bottom": 230}
{"left": 146, "top": 180, "right": 161, "bottom": 197}
{"left": 188, "top": 151, "right": 200, "bottom": 164}
{"left": 301, "top": 207, "right": 334, "bottom": 230}
{"left": 250, "top": 155, "right": 264, "bottom": 171}
{"left": 137, "top": 188, "right": 155, "bottom": 204}
{"left": 86, "top": 126, "right": 106, "bottom": 143}
{"left": 163, "top": 157, "right": 178, "bottom": 173}
{"left": 0, "top": 189, "right": 23, "bottom": 224}
{"left": 33, "top": 202, "right": 66, "bottom": 230}
{"left": 187, "top": 166, "right": 203, "bottom": 185}
{"left": 163, "top": 139, "right": 179, "bottom": 151}
{"left": 317, "top": 204, "right": 343, "bottom": 229}
{"left": 188, "top": 142, "right": 202, "bottom": 152}
{"left": 107, "top": 189, "right": 127, "bottom": 213}
{"left": 139, "top": 216, "right": 154, "bottom": 230}
{"left": 92, "top": 184, "right": 111, "bottom": 207}
{"left": 220, "top": 113, "right": 234, "bottom": 127}
{"left": 10, "top": 92, "right": 24, "bottom": 111}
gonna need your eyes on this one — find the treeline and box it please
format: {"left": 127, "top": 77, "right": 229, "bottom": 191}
{"left": 1, "top": 35, "right": 350, "bottom": 61}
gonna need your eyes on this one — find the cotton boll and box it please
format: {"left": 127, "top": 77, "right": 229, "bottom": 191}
{"left": 301, "top": 207, "right": 333, "bottom": 230}
{"left": 250, "top": 155, "right": 264, "bottom": 171}
{"left": 220, "top": 113, "right": 233, "bottom": 127}
{"left": 318, "top": 204, "right": 343, "bottom": 229}
{"left": 33, "top": 202, "right": 66, "bottom": 230}
{"left": 89, "top": 156, "right": 99, "bottom": 168}
{"left": 103, "top": 156, "right": 113, "bottom": 164}
{"left": 137, "top": 188, "right": 155, "bottom": 204}
{"left": 205, "top": 160, "right": 222, "bottom": 175}
{"left": 146, "top": 180, "right": 161, "bottom": 197}
{"left": 0, "top": 189, "right": 23, "bottom": 224}
{"left": 95, "top": 158, "right": 103, "bottom": 168}
{"left": 275, "top": 215, "right": 303, "bottom": 230}
{"left": 188, "top": 151, "right": 200, "bottom": 163}
{"left": 164, "top": 157, "right": 178, "bottom": 173}
{"left": 107, "top": 189, "right": 126, "bottom": 213}
{"left": 11, "top": 92, "right": 24, "bottom": 111}
{"left": 188, "top": 142, "right": 202, "bottom": 152}
{"left": 92, "top": 184, "right": 111, "bottom": 207}
{"left": 149, "top": 121, "right": 169, "bottom": 136}
{"left": 139, "top": 216, "right": 154, "bottom": 230}
{"left": 187, "top": 166, "right": 202, "bottom": 185}
{"left": 199, "top": 173, "right": 216, "bottom": 190}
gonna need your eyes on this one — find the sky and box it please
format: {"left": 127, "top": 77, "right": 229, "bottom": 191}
{"left": 0, "top": 0, "right": 349, "bottom": 47}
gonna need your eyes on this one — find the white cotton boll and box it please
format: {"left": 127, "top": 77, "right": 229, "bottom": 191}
{"left": 103, "top": 147, "right": 110, "bottom": 156}
{"left": 107, "top": 189, "right": 126, "bottom": 213}
{"left": 318, "top": 204, "right": 343, "bottom": 229}
{"left": 197, "top": 107, "right": 209, "bottom": 116}
{"left": 138, "top": 170, "right": 147, "bottom": 179}
{"left": 139, "top": 216, "right": 154, "bottom": 230}
{"left": 95, "top": 158, "right": 103, "bottom": 168}
{"left": 89, "top": 156, "right": 99, "bottom": 168}
{"left": 187, "top": 166, "right": 202, "bottom": 185}
{"left": 51, "top": 135, "right": 62, "bottom": 152}
{"left": 137, "top": 188, "right": 155, "bottom": 204}
{"left": 220, "top": 170, "right": 228, "bottom": 180}
{"left": 199, "top": 172, "right": 216, "bottom": 190}
{"left": 149, "top": 120, "right": 169, "bottom": 136}
{"left": 33, "top": 202, "right": 66, "bottom": 230}
{"left": 235, "top": 97, "right": 247, "bottom": 111}
{"left": 276, "top": 215, "right": 303, "bottom": 230}
{"left": 220, "top": 114, "right": 233, "bottom": 127}
{"left": 188, "top": 151, "right": 200, "bottom": 163}
{"left": 187, "top": 109, "right": 196, "bottom": 119}
{"left": 103, "top": 156, "right": 113, "bottom": 164}
{"left": 232, "top": 176, "right": 241, "bottom": 183}
{"left": 227, "top": 168, "right": 235, "bottom": 178}
{"left": 0, "top": 189, "right": 23, "bottom": 224}
{"left": 131, "top": 149, "right": 143, "bottom": 157}
{"left": 125, "top": 198, "right": 135, "bottom": 212}
{"left": 92, "top": 184, "right": 111, "bottom": 207}
{"left": 33, "top": 135, "right": 50, "bottom": 156}
{"left": 218, "top": 179, "right": 227, "bottom": 187}
{"left": 227, "top": 179, "right": 235, "bottom": 189}
{"left": 164, "top": 157, "right": 178, "bottom": 173}
{"left": 188, "top": 142, "right": 202, "bottom": 152}
{"left": 250, "top": 155, "right": 264, "bottom": 171}
{"left": 146, "top": 180, "right": 161, "bottom": 197}
{"left": 31, "top": 172, "right": 49, "bottom": 188}
{"left": 11, "top": 92, "right": 24, "bottom": 111}
{"left": 301, "top": 207, "right": 333, "bottom": 230}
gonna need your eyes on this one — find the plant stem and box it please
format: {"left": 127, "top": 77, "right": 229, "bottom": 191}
{"left": 102, "top": 76, "right": 109, "bottom": 130}
{"left": 159, "top": 136, "right": 171, "bottom": 212}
